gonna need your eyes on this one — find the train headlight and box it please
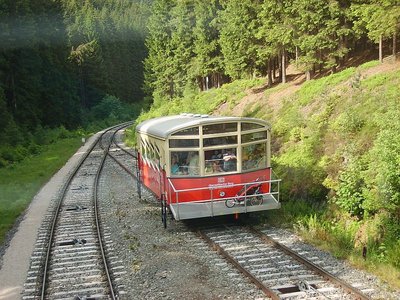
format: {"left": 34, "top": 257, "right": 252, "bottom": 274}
{"left": 219, "top": 191, "right": 225, "bottom": 197}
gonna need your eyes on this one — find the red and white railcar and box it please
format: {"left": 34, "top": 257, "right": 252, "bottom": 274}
{"left": 136, "top": 114, "right": 280, "bottom": 227}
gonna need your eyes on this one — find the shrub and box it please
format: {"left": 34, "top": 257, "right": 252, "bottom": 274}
{"left": 362, "top": 109, "right": 400, "bottom": 217}
{"left": 333, "top": 157, "right": 367, "bottom": 218}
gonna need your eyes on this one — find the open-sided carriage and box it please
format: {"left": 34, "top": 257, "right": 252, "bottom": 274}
{"left": 136, "top": 114, "right": 281, "bottom": 227}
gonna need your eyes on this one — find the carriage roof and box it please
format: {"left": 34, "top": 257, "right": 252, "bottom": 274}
{"left": 136, "top": 114, "right": 270, "bottom": 140}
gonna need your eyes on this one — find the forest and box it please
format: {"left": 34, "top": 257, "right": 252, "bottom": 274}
{"left": 1, "top": 0, "right": 399, "bottom": 165}
{"left": 0, "top": 0, "right": 151, "bottom": 166}
{"left": 144, "top": 0, "right": 399, "bottom": 105}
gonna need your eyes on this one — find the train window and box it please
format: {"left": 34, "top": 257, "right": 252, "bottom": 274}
{"left": 169, "top": 139, "right": 199, "bottom": 148}
{"left": 170, "top": 151, "right": 199, "bottom": 176}
{"left": 203, "top": 123, "right": 237, "bottom": 134}
{"left": 241, "top": 131, "right": 267, "bottom": 143}
{"left": 172, "top": 127, "right": 199, "bottom": 136}
{"left": 242, "top": 143, "right": 267, "bottom": 171}
{"left": 203, "top": 135, "right": 237, "bottom": 147}
{"left": 241, "top": 122, "right": 265, "bottom": 131}
{"left": 204, "top": 148, "right": 237, "bottom": 174}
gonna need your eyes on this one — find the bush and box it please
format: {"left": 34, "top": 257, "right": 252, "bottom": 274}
{"left": 333, "top": 157, "right": 367, "bottom": 218}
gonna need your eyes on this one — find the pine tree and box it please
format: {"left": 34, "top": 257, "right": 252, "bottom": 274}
{"left": 191, "top": 0, "right": 224, "bottom": 90}
{"left": 289, "top": 0, "right": 351, "bottom": 79}
{"left": 257, "top": 0, "right": 294, "bottom": 85}
{"left": 351, "top": 0, "right": 400, "bottom": 62}
{"left": 143, "top": 0, "right": 174, "bottom": 105}
{"left": 169, "top": 0, "right": 195, "bottom": 97}
{"left": 219, "top": 0, "right": 260, "bottom": 80}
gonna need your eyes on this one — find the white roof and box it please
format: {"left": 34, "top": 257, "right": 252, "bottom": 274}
{"left": 136, "top": 114, "right": 270, "bottom": 139}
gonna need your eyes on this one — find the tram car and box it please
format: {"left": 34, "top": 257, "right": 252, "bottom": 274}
{"left": 135, "top": 113, "right": 281, "bottom": 227}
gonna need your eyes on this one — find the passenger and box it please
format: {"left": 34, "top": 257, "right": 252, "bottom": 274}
{"left": 211, "top": 150, "right": 222, "bottom": 160}
{"left": 212, "top": 161, "right": 223, "bottom": 173}
{"left": 223, "top": 151, "right": 237, "bottom": 171}
{"left": 187, "top": 152, "right": 199, "bottom": 175}
{"left": 205, "top": 161, "right": 213, "bottom": 174}
{"left": 171, "top": 155, "right": 179, "bottom": 174}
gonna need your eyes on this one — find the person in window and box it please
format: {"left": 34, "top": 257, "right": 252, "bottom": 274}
{"left": 212, "top": 161, "right": 224, "bottom": 173}
{"left": 171, "top": 155, "right": 180, "bottom": 174}
{"left": 187, "top": 152, "right": 199, "bottom": 175}
{"left": 211, "top": 150, "right": 222, "bottom": 160}
{"left": 223, "top": 150, "right": 237, "bottom": 171}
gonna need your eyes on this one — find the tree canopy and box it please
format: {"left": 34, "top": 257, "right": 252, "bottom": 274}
{"left": 0, "top": 0, "right": 151, "bottom": 150}
{"left": 144, "top": 0, "right": 400, "bottom": 104}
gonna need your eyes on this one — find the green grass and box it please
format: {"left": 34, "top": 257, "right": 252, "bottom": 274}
{"left": 296, "top": 67, "right": 356, "bottom": 106}
{"left": 0, "top": 137, "right": 82, "bottom": 243}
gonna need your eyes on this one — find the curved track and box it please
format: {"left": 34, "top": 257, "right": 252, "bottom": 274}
{"left": 23, "top": 122, "right": 132, "bottom": 299}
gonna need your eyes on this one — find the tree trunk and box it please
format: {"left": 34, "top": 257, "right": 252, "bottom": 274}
{"left": 393, "top": 32, "right": 397, "bottom": 60}
{"left": 278, "top": 54, "right": 282, "bottom": 82}
{"left": 267, "top": 59, "right": 273, "bottom": 87}
{"left": 305, "top": 70, "right": 311, "bottom": 81}
{"left": 379, "top": 34, "right": 383, "bottom": 63}
{"left": 282, "top": 48, "right": 286, "bottom": 84}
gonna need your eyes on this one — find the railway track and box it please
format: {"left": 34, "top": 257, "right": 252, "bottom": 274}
{"left": 23, "top": 123, "right": 132, "bottom": 299}
{"left": 197, "top": 224, "right": 371, "bottom": 300}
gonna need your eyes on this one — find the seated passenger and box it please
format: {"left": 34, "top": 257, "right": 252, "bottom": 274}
{"left": 212, "top": 161, "right": 223, "bottom": 173}
{"left": 223, "top": 151, "right": 237, "bottom": 171}
{"left": 187, "top": 152, "right": 199, "bottom": 175}
{"left": 171, "top": 155, "right": 180, "bottom": 174}
{"left": 211, "top": 150, "right": 222, "bottom": 160}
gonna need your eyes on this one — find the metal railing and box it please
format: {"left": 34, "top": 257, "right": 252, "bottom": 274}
{"left": 166, "top": 177, "right": 281, "bottom": 219}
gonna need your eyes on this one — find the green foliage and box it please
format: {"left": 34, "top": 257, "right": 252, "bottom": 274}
{"left": 363, "top": 108, "right": 400, "bottom": 216}
{"left": 219, "top": 0, "right": 259, "bottom": 79}
{"left": 0, "top": 125, "right": 83, "bottom": 167}
{"left": 0, "top": 138, "right": 82, "bottom": 244}
{"left": 350, "top": 2, "right": 400, "bottom": 43}
{"left": 334, "top": 157, "right": 367, "bottom": 218}
{"left": 296, "top": 67, "right": 356, "bottom": 106}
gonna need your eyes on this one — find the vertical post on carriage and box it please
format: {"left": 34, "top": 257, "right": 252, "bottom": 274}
{"left": 136, "top": 150, "right": 142, "bottom": 199}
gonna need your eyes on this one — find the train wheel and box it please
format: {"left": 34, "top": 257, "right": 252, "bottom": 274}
{"left": 225, "top": 198, "right": 236, "bottom": 208}
{"left": 250, "top": 195, "right": 263, "bottom": 206}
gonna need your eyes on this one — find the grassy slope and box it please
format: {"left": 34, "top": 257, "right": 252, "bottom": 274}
{"left": 126, "top": 60, "right": 400, "bottom": 286}
{"left": 0, "top": 138, "right": 81, "bottom": 243}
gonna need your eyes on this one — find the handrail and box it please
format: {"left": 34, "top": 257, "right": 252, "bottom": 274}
{"left": 167, "top": 177, "right": 281, "bottom": 194}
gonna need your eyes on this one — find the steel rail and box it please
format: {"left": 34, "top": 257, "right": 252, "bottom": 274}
{"left": 40, "top": 122, "right": 130, "bottom": 299}
{"left": 107, "top": 126, "right": 137, "bottom": 178}
{"left": 247, "top": 227, "right": 371, "bottom": 300}
{"left": 94, "top": 123, "right": 132, "bottom": 299}
{"left": 197, "top": 230, "right": 281, "bottom": 300}
{"left": 95, "top": 121, "right": 133, "bottom": 298}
